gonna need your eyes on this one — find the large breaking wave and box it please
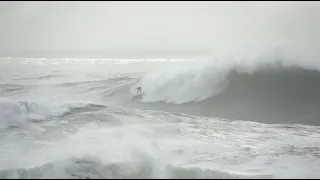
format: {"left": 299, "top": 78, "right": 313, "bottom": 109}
{"left": 139, "top": 51, "right": 320, "bottom": 104}
{"left": 132, "top": 55, "right": 320, "bottom": 125}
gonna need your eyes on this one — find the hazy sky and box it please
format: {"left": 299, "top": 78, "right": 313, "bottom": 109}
{"left": 0, "top": 1, "right": 319, "bottom": 52}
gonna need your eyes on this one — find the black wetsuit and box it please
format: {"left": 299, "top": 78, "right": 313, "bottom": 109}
{"left": 137, "top": 87, "right": 142, "bottom": 94}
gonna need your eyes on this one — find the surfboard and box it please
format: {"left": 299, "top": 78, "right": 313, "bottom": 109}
{"left": 132, "top": 93, "right": 143, "bottom": 98}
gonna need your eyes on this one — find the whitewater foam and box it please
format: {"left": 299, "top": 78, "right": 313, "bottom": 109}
{"left": 2, "top": 105, "right": 320, "bottom": 178}
{"left": 0, "top": 99, "right": 72, "bottom": 129}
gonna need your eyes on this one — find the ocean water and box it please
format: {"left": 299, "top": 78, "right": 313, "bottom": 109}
{"left": 1, "top": 57, "right": 320, "bottom": 179}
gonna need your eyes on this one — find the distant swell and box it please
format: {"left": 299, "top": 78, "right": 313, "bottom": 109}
{"left": 0, "top": 84, "right": 24, "bottom": 93}
{"left": 16, "top": 74, "right": 69, "bottom": 81}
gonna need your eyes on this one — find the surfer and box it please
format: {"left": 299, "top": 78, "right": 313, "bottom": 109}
{"left": 136, "top": 86, "right": 142, "bottom": 95}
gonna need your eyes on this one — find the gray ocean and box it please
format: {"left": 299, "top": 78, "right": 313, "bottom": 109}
{"left": 1, "top": 57, "right": 320, "bottom": 179}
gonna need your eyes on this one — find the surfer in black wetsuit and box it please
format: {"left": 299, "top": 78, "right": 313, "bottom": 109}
{"left": 136, "top": 86, "right": 142, "bottom": 95}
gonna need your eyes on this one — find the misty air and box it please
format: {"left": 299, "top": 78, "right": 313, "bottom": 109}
{"left": 0, "top": 1, "right": 320, "bottom": 179}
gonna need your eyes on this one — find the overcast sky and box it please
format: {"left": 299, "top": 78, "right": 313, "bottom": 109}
{"left": 0, "top": 1, "right": 319, "bottom": 52}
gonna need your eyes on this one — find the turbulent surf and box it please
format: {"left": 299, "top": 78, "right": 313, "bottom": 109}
{"left": 1, "top": 57, "right": 320, "bottom": 179}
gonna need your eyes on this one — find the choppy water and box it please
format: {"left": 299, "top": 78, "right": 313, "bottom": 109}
{"left": 1, "top": 57, "right": 320, "bottom": 179}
